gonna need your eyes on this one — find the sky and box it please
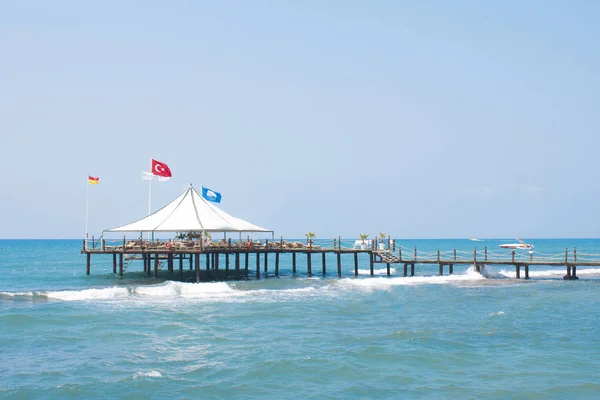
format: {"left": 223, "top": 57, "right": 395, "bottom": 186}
{"left": 1, "top": 0, "right": 599, "bottom": 239}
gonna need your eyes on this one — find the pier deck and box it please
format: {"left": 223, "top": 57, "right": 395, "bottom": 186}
{"left": 82, "top": 238, "right": 593, "bottom": 281}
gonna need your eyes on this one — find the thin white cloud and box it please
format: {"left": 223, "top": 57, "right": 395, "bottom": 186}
{"left": 523, "top": 185, "right": 544, "bottom": 195}
{"left": 462, "top": 186, "right": 493, "bottom": 197}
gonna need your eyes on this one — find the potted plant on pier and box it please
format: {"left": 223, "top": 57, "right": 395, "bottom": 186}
{"left": 359, "top": 234, "right": 369, "bottom": 250}
{"left": 378, "top": 232, "right": 387, "bottom": 250}
{"left": 305, "top": 232, "right": 316, "bottom": 248}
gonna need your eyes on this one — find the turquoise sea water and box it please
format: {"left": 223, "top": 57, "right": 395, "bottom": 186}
{"left": 1, "top": 239, "right": 600, "bottom": 399}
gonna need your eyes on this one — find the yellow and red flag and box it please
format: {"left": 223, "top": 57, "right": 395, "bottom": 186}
{"left": 88, "top": 176, "right": 99, "bottom": 184}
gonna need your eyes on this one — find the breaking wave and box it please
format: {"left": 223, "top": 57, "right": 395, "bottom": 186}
{"left": 132, "top": 371, "right": 163, "bottom": 379}
{"left": 2, "top": 266, "right": 599, "bottom": 303}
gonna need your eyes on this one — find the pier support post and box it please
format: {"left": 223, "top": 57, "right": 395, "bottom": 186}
{"left": 410, "top": 263, "right": 415, "bottom": 277}
{"left": 245, "top": 252, "right": 249, "bottom": 273}
{"left": 275, "top": 252, "right": 279, "bottom": 277}
{"left": 179, "top": 254, "right": 183, "bottom": 279}
{"left": 168, "top": 253, "right": 173, "bottom": 273}
{"left": 256, "top": 252, "right": 260, "bottom": 279}
{"left": 563, "top": 266, "right": 578, "bottom": 280}
{"left": 386, "top": 262, "right": 390, "bottom": 276}
{"left": 206, "top": 253, "right": 210, "bottom": 277}
{"left": 236, "top": 252, "right": 241, "bottom": 279}
{"left": 264, "top": 252, "right": 268, "bottom": 274}
{"left": 322, "top": 252, "right": 326, "bottom": 276}
{"left": 337, "top": 252, "right": 342, "bottom": 277}
{"left": 369, "top": 252, "right": 374, "bottom": 276}
{"left": 189, "top": 254, "right": 193, "bottom": 270}
{"left": 292, "top": 252, "right": 297, "bottom": 274}
{"left": 449, "top": 264, "right": 453, "bottom": 275}
{"left": 524, "top": 264, "right": 529, "bottom": 279}
{"left": 119, "top": 253, "right": 123, "bottom": 277}
{"left": 354, "top": 253, "right": 358, "bottom": 277}
{"left": 147, "top": 253, "right": 152, "bottom": 277}
{"left": 86, "top": 253, "right": 91, "bottom": 275}
{"left": 195, "top": 253, "right": 200, "bottom": 283}
{"left": 226, "top": 253, "right": 230, "bottom": 280}
{"left": 515, "top": 265, "right": 520, "bottom": 279}
{"left": 215, "top": 253, "right": 220, "bottom": 280}
{"left": 307, "top": 252, "right": 312, "bottom": 277}
{"left": 403, "top": 263, "right": 407, "bottom": 277}
{"left": 154, "top": 253, "right": 159, "bottom": 278}
{"left": 439, "top": 264, "right": 443, "bottom": 276}
{"left": 112, "top": 253, "right": 117, "bottom": 274}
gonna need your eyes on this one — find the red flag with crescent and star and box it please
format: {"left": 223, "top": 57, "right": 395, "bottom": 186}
{"left": 151, "top": 159, "right": 172, "bottom": 178}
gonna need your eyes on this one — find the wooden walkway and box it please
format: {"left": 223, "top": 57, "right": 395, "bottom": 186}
{"left": 81, "top": 238, "right": 593, "bottom": 281}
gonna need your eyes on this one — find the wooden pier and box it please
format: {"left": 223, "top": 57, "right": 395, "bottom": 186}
{"left": 82, "top": 238, "right": 594, "bottom": 281}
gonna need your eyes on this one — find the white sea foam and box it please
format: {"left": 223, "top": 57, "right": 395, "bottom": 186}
{"left": 489, "top": 266, "right": 600, "bottom": 279}
{"left": 570, "top": 267, "right": 600, "bottom": 276}
{"left": 132, "top": 370, "right": 163, "bottom": 379}
{"left": 0, "top": 291, "right": 35, "bottom": 297}
{"left": 249, "top": 286, "right": 322, "bottom": 302}
{"left": 356, "top": 268, "right": 397, "bottom": 275}
{"left": 46, "top": 287, "right": 129, "bottom": 301}
{"left": 8, "top": 265, "right": 600, "bottom": 303}
{"left": 479, "top": 265, "right": 506, "bottom": 279}
{"left": 489, "top": 311, "right": 505, "bottom": 317}
{"left": 339, "top": 268, "right": 486, "bottom": 290}
{"left": 35, "top": 282, "right": 245, "bottom": 302}
{"left": 176, "top": 281, "right": 247, "bottom": 299}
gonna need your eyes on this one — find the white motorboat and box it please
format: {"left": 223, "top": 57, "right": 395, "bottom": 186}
{"left": 499, "top": 239, "right": 534, "bottom": 250}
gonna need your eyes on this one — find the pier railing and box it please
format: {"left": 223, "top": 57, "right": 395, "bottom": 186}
{"left": 83, "top": 237, "right": 583, "bottom": 264}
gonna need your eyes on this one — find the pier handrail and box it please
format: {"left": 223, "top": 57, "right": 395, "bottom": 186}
{"left": 85, "top": 238, "right": 592, "bottom": 266}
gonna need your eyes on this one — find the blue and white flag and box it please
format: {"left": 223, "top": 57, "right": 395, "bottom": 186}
{"left": 202, "top": 186, "right": 222, "bottom": 203}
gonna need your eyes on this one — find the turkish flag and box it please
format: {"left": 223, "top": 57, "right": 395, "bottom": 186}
{"left": 151, "top": 159, "right": 172, "bottom": 177}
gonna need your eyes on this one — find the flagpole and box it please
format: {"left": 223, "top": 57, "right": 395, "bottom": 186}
{"left": 148, "top": 175, "right": 152, "bottom": 215}
{"left": 148, "top": 159, "right": 152, "bottom": 242}
{"left": 85, "top": 176, "right": 89, "bottom": 248}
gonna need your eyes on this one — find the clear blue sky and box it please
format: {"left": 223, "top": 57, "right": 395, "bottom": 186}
{"left": 1, "top": 1, "right": 599, "bottom": 239}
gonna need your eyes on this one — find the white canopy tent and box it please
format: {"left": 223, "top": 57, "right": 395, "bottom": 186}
{"left": 105, "top": 185, "right": 272, "bottom": 234}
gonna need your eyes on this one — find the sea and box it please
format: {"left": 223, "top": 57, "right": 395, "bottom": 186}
{"left": 1, "top": 238, "right": 600, "bottom": 399}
